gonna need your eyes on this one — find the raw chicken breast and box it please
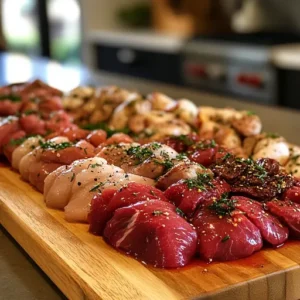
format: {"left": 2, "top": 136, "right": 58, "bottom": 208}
{"left": 44, "top": 157, "right": 154, "bottom": 222}
{"left": 98, "top": 142, "right": 185, "bottom": 179}
{"left": 104, "top": 200, "right": 197, "bottom": 268}
{"left": 12, "top": 136, "right": 44, "bottom": 170}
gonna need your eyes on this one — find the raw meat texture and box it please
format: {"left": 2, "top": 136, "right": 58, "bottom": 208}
{"left": 45, "top": 110, "right": 73, "bottom": 133}
{"left": 19, "top": 137, "right": 70, "bottom": 192}
{"left": 40, "top": 140, "right": 95, "bottom": 165}
{"left": 86, "top": 130, "right": 107, "bottom": 147}
{"left": 232, "top": 196, "right": 289, "bottom": 246}
{"left": 12, "top": 136, "right": 44, "bottom": 170}
{"left": 161, "top": 134, "right": 200, "bottom": 153}
{"left": 193, "top": 208, "right": 263, "bottom": 261}
{"left": 164, "top": 178, "right": 230, "bottom": 217}
{"left": 44, "top": 157, "right": 154, "bottom": 222}
{"left": 283, "top": 186, "right": 300, "bottom": 204}
{"left": 267, "top": 200, "right": 300, "bottom": 239}
{"left": 104, "top": 200, "right": 197, "bottom": 268}
{"left": 19, "top": 114, "right": 46, "bottom": 135}
{"left": 156, "top": 161, "right": 212, "bottom": 190}
{"left": 0, "top": 117, "right": 20, "bottom": 150}
{"left": 211, "top": 156, "right": 294, "bottom": 200}
{"left": 103, "top": 133, "right": 133, "bottom": 146}
{"left": 89, "top": 183, "right": 167, "bottom": 235}
{"left": 46, "top": 127, "right": 89, "bottom": 142}
{"left": 98, "top": 142, "right": 184, "bottom": 179}
{"left": 3, "top": 130, "right": 26, "bottom": 162}
{"left": 0, "top": 100, "right": 20, "bottom": 116}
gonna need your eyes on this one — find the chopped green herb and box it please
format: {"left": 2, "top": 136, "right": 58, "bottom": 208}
{"left": 39, "top": 140, "right": 73, "bottom": 151}
{"left": 266, "top": 132, "right": 280, "bottom": 139}
{"left": 126, "top": 145, "right": 154, "bottom": 164}
{"left": 221, "top": 235, "right": 230, "bottom": 242}
{"left": 171, "top": 135, "right": 194, "bottom": 146}
{"left": 291, "top": 155, "right": 300, "bottom": 162}
{"left": 195, "top": 140, "right": 217, "bottom": 150}
{"left": 176, "top": 207, "right": 185, "bottom": 217}
{"left": 9, "top": 137, "right": 27, "bottom": 146}
{"left": 81, "top": 122, "right": 130, "bottom": 137}
{"left": 222, "top": 153, "right": 232, "bottom": 161}
{"left": 89, "top": 182, "right": 105, "bottom": 192}
{"left": 209, "top": 193, "right": 236, "bottom": 216}
{"left": 0, "top": 94, "right": 21, "bottom": 102}
{"left": 176, "top": 153, "right": 188, "bottom": 160}
{"left": 89, "top": 163, "right": 102, "bottom": 169}
{"left": 184, "top": 173, "right": 213, "bottom": 191}
{"left": 70, "top": 172, "right": 75, "bottom": 182}
{"left": 246, "top": 111, "right": 256, "bottom": 116}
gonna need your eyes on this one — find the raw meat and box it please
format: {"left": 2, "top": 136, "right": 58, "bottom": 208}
{"left": 164, "top": 177, "right": 230, "bottom": 217}
{"left": 193, "top": 207, "right": 263, "bottom": 261}
{"left": 104, "top": 200, "right": 197, "bottom": 268}
{"left": 232, "top": 196, "right": 289, "bottom": 246}
{"left": 89, "top": 182, "right": 167, "bottom": 235}
{"left": 267, "top": 200, "right": 300, "bottom": 239}
{"left": 44, "top": 157, "right": 154, "bottom": 222}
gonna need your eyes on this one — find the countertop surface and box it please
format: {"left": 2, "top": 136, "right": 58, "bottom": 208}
{"left": 0, "top": 52, "right": 300, "bottom": 300}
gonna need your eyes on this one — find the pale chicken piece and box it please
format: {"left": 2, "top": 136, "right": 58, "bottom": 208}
{"left": 231, "top": 113, "right": 262, "bottom": 137}
{"left": 252, "top": 137, "right": 290, "bottom": 166}
{"left": 198, "top": 120, "right": 221, "bottom": 140}
{"left": 19, "top": 136, "right": 70, "bottom": 180}
{"left": 11, "top": 136, "right": 44, "bottom": 170}
{"left": 168, "top": 99, "right": 198, "bottom": 125}
{"left": 44, "top": 157, "right": 154, "bottom": 222}
{"left": 147, "top": 92, "right": 176, "bottom": 111}
{"left": 243, "top": 135, "right": 262, "bottom": 157}
{"left": 97, "top": 143, "right": 139, "bottom": 173}
{"left": 285, "top": 144, "right": 300, "bottom": 177}
{"left": 98, "top": 142, "right": 184, "bottom": 179}
{"left": 198, "top": 107, "right": 238, "bottom": 124}
{"left": 215, "top": 126, "right": 242, "bottom": 149}
{"left": 44, "top": 158, "right": 98, "bottom": 209}
{"left": 156, "top": 161, "right": 212, "bottom": 190}
{"left": 63, "top": 86, "right": 95, "bottom": 110}
{"left": 128, "top": 111, "right": 191, "bottom": 140}
{"left": 109, "top": 95, "right": 150, "bottom": 130}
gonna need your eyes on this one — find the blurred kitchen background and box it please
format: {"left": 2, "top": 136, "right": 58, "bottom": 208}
{"left": 1, "top": 0, "right": 300, "bottom": 109}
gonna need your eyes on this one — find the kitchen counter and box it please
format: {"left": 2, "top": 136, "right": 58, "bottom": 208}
{"left": 0, "top": 53, "right": 300, "bottom": 300}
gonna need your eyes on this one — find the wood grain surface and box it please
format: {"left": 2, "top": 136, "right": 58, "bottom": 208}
{"left": 1, "top": 165, "right": 300, "bottom": 300}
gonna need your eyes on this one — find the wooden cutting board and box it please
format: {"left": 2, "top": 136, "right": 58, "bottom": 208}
{"left": 1, "top": 165, "right": 300, "bottom": 300}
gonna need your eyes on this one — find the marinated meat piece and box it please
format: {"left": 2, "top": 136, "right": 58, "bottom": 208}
{"left": 104, "top": 200, "right": 197, "bottom": 268}
{"left": 193, "top": 207, "right": 263, "bottom": 262}
{"left": 86, "top": 130, "right": 107, "bottom": 147}
{"left": 89, "top": 183, "right": 167, "bottom": 235}
{"left": 156, "top": 161, "right": 211, "bottom": 190}
{"left": 19, "top": 114, "right": 46, "bottom": 135}
{"left": 39, "top": 140, "right": 95, "bottom": 165}
{"left": 45, "top": 110, "right": 73, "bottom": 133}
{"left": 46, "top": 127, "right": 89, "bottom": 142}
{"left": 161, "top": 134, "right": 199, "bottom": 153}
{"left": 3, "top": 130, "right": 26, "bottom": 162}
{"left": 0, "top": 100, "right": 21, "bottom": 116}
{"left": 283, "top": 186, "right": 300, "bottom": 203}
{"left": 233, "top": 196, "right": 289, "bottom": 246}
{"left": 267, "top": 200, "right": 300, "bottom": 238}
{"left": 164, "top": 176, "right": 230, "bottom": 217}
{"left": 0, "top": 116, "right": 20, "bottom": 150}
{"left": 211, "top": 156, "right": 294, "bottom": 200}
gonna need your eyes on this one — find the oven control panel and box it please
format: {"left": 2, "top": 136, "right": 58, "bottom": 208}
{"left": 183, "top": 59, "right": 276, "bottom": 104}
